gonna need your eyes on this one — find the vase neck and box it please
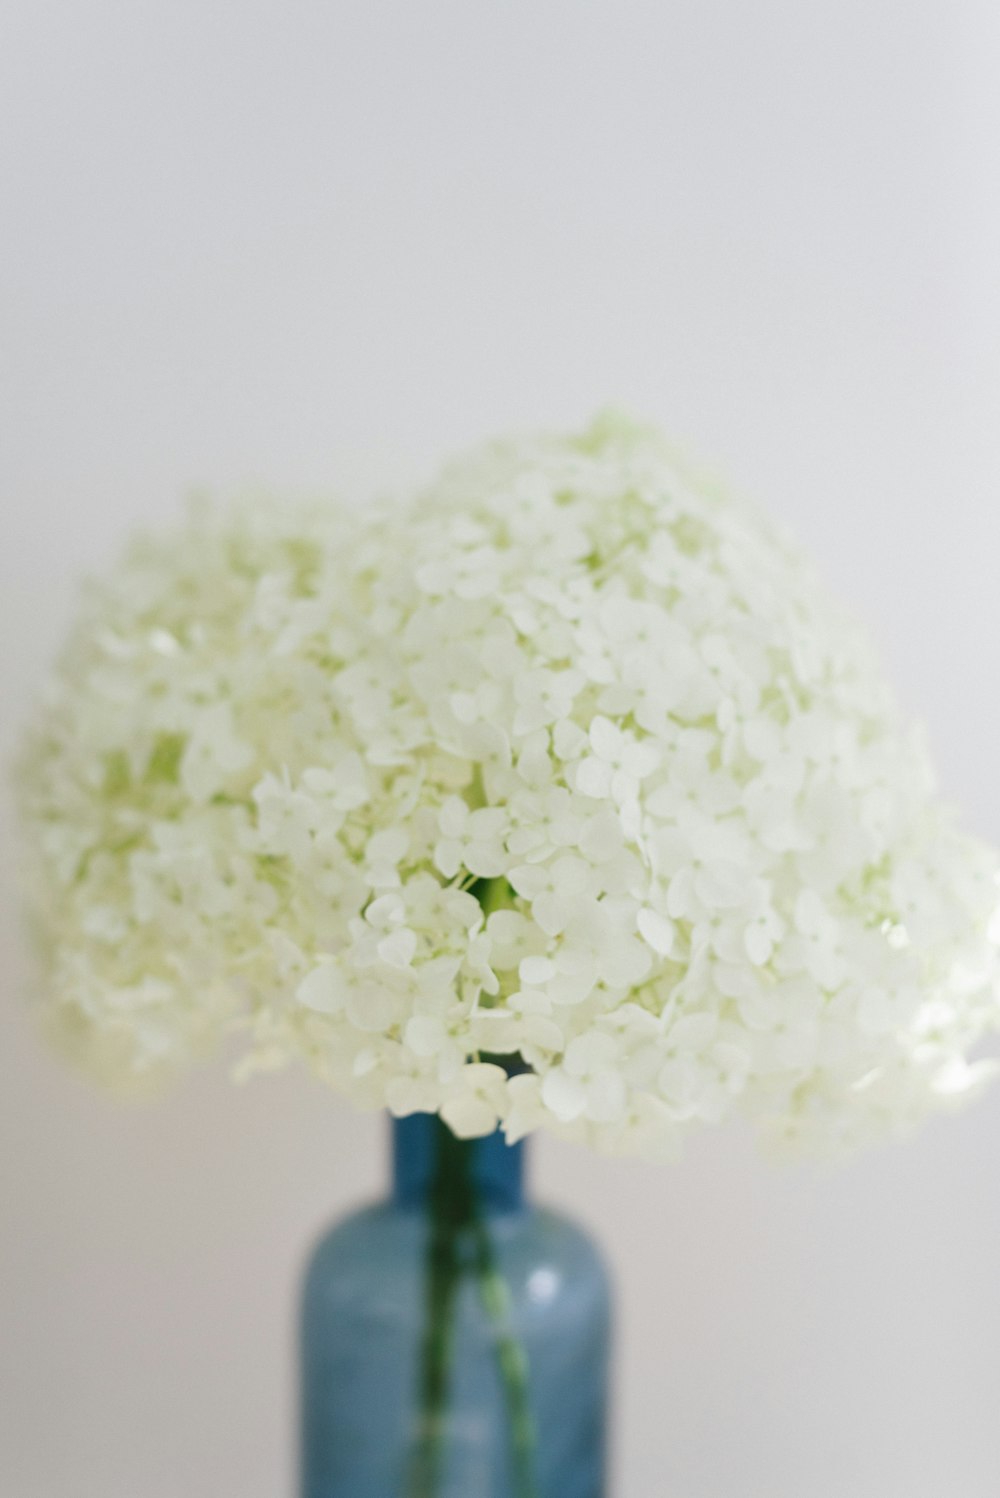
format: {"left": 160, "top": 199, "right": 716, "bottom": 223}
{"left": 391, "top": 1113, "right": 526, "bottom": 1212}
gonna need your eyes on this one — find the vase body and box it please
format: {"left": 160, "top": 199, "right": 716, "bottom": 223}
{"left": 300, "top": 1114, "right": 611, "bottom": 1498}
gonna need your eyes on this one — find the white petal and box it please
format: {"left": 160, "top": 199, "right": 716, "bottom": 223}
{"left": 637, "top": 908, "right": 675, "bottom": 957}
{"left": 575, "top": 757, "right": 613, "bottom": 798}
{"left": 541, "top": 1068, "right": 587, "bottom": 1122}
{"left": 378, "top": 929, "right": 418, "bottom": 968}
{"left": 404, "top": 1015, "right": 448, "bottom": 1056}
{"left": 441, "top": 1095, "right": 499, "bottom": 1138}
{"left": 296, "top": 965, "right": 347, "bottom": 1015}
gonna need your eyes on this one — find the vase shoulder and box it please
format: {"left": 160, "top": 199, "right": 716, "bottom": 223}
{"left": 304, "top": 1199, "right": 610, "bottom": 1330}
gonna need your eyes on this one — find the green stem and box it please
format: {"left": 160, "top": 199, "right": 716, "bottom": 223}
{"left": 407, "top": 1127, "right": 469, "bottom": 1498}
{"left": 470, "top": 1213, "right": 540, "bottom": 1498}
{"left": 407, "top": 1121, "right": 539, "bottom": 1498}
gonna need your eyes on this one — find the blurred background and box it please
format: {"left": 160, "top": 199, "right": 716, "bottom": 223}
{"left": 2, "top": 4, "right": 1000, "bottom": 1495}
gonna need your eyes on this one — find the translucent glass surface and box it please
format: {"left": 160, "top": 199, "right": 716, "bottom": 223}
{"left": 300, "top": 1118, "right": 610, "bottom": 1498}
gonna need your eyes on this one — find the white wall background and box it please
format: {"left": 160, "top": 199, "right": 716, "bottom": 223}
{"left": 2, "top": 4, "right": 1000, "bottom": 1496}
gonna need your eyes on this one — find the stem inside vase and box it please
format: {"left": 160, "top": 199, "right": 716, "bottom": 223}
{"left": 406, "top": 1118, "right": 539, "bottom": 1498}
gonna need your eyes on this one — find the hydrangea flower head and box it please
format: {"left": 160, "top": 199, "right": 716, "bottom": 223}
{"left": 16, "top": 415, "right": 1000, "bottom": 1156}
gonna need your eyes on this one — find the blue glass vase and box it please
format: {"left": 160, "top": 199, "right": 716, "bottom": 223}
{"left": 300, "top": 1114, "right": 611, "bottom": 1497}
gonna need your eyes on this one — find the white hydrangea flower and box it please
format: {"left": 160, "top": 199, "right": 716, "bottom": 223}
{"left": 14, "top": 414, "right": 1000, "bottom": 1158}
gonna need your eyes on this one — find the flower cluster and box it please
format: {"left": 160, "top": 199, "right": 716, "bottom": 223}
{"left": 15, "top": 415, "right": 1000, "bottom": 1156}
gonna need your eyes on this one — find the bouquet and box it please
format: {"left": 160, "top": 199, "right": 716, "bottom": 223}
{"left": 16, "top": 413, "right": 1000, "bottom": 1160}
